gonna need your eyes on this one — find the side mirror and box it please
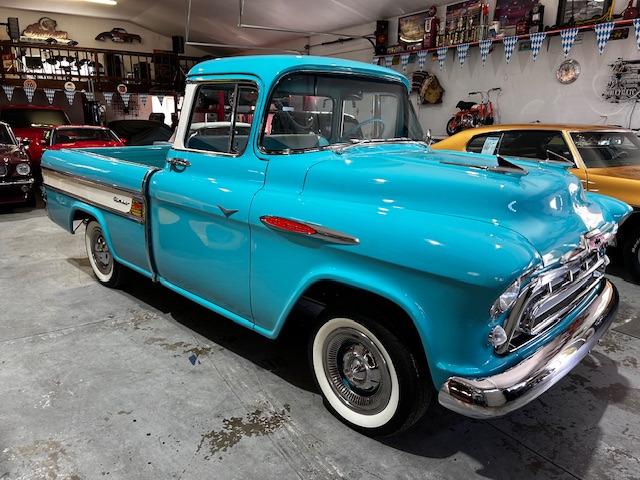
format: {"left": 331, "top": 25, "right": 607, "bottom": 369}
{"left": 424, "top": 128, "right": 433, "bottom": 146}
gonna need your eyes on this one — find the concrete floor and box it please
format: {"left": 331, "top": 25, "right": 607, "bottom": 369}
{"left": 1, "top": 206, "right": 639, "bottom": 480}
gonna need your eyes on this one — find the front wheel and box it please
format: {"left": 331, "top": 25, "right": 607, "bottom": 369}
{"left": 85, "top": 220, "right": 126, "bottom": 288}
{"left": 446, "top": 117, "right": 458, "bottom": 136}
{"left": 310, "top": 311, "right": 432, "bottom": 436}
{"left": 623, "top": 227, "right": 640, "bottom": 281}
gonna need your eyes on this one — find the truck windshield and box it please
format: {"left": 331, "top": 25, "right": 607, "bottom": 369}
{"left": 571, "top": 131, "right": 640, "bottom": 168}
{"left": 261, "top": 73, "right": 423, "bottom": 153}
{"left": 0, "top": 108, "right": 70, "bottom": 128}
{"left": 53, "top": 128, "right": 119, "bottom": 144}
{"left": 0, "top": 125, "right": 16, "bottom": 145}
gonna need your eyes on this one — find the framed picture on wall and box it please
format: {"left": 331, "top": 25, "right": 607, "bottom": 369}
{"left": 493, "top": 0, "right": 537, "bottom": 27}
{"left": 555, "top": 0, "right": 613, "bottom": 27}
{"left": 398, "top": 11, "right": 429, "bottom": 45}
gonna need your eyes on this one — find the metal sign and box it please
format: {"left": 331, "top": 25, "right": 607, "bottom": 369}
{"left": 116, "top": 83, "right": 128, "bottom": 95}
{"left": 603, "top": 58, "right": 640, "bottom": 103}
{"left": 23, "top": 79, "right": 37, "bottom": 90}
{"left": 64, "top": 81, "right": 76, "bottom": 92}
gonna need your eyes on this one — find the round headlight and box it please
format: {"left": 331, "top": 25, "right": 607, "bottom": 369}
{"left": 490, "top": 279, "right": 521, "bottom": 318}
{"left": 16, "top": 163, "right": 31, "bottom": 175}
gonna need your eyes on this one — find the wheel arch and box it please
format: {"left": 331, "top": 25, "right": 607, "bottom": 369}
{"left": 68, "top": 202, "right": 120, "bottom": 264}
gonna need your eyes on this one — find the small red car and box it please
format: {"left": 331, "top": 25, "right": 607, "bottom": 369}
{"left": 43, "top": 125, "right": 126, "bottom": 150}
{"left": 0, "top": 104, "right": 71, "bottom": 174}
{"left": 0, "top": 122, "right": 36, "bottom": 206}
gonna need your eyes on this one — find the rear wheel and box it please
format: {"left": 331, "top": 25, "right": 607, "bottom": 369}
{"left": 446, "top": 117, "right": 458, "bottom": 136}
{"left": 310, "top": 310, "right": 432, "bottom": 436}
{"left": 85, "top": 220, "right": 126, "bottom": 288}
{"left": 623, "top": 227, "right": 640, "bottom": 281}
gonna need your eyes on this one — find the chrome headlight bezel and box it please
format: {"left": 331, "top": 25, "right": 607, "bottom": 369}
{"left": 16, "top": 163, "right": 31, "bottom": 176}
{"left": 490, "top": 278, "right": 521, "bottom": 319}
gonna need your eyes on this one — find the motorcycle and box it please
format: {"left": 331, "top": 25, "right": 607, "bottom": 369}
{"left": 446, "top": 88, "right": 501, "bottom": 136}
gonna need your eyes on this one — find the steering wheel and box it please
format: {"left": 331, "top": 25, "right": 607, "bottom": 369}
{"left": 340, "top": 118, "right": 386, "bottom": 141}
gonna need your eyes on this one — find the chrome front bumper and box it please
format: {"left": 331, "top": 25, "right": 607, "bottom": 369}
{"left": 438, "top": 279, "right": 618, "bottom": 419}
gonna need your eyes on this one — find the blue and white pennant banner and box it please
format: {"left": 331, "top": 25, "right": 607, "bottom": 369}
{"left": 2, "top": 85, "right": 14, "bottom": 102}
{"left": 138, "top": 93, "right": 148, "bottom": 107}
{"left": 594, "top": 22, "right": 615, "bottom": 54}
{"left": 23, "top": 86, "right": 35, "bottom": 103}
{"left": 416, "top": 50, "right": 428, "bottom": 71}
{"left": 457, "top": 43, "right": 470, "bottom": 68}
{"left": 560, "top": 28, "right": 579, "bottom": 57}
{"left": 84, "top": 91, "right": 94, "bottom": 101}
{"left": 371, "top": 57, "right": 379, "bottom": 65}
{"left": 400, "top": 53, "right": 410, "bottom": 72}
{"left": 479, "top": 39, "right": 492, "bottom": 66}
{"left": 121, "top": 92, "right": 130, "bottom": 108}
{"left": 64, "top": 90, "right": 75, "bottom": 105}
{"left": 503, "top": 36, "right": 518, "bottom": 63}
{"left": 436, "top": 46, "right": 448, "bottom": 69}
{"left": 102, "top": 92, "right": 113, "bottom": 105}
{"left": 633, "top": 19, "right": 640, "bottom": 49}
{"left": 529, "top": 32, "right": 546, "bottom": 61}
{"left": 384, "top": 56, "right": 393, "bottom": 68}
{"left": 44, "top": 88, "right": 56, "bottom": 104}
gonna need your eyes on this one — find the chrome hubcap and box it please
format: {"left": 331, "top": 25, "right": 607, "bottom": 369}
{"left": 91, "top": 231, "right": 112, "bottom": 274}
{"left": 323, "top": 327, "right": 391, "bottom": 415}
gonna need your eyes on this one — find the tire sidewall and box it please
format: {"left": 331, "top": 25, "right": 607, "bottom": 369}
{"left": 85, "top": 221, "right": 115, "bottom": 284}
{"left": 625, "top": 229, "right": 640, "bottom": 279}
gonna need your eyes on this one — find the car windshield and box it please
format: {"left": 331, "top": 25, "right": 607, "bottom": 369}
{"left": 53, "top": 128, "right": 119, "bottom": 144}
{"left": 0, "top": 125, "right": 16, "bottom": 145}
{"left": 261, "top": 73, "right": 423, "bottom": 153}
{"left": 0, "top": 108, "right": 70, "bottom": 128}
{"left": 571, "top": 131, "right": 640, "bottom": 168}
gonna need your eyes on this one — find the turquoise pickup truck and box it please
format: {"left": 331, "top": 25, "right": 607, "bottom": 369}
{"left": 42, "top": 55, "right": 631, "bottom": 436}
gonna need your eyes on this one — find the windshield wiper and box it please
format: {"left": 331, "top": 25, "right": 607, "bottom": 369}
{"left": 545, "top": 149, "right": 574, "bottom": 165}
{"left": 330, "top": 137, "right": 429, "bottom": 154}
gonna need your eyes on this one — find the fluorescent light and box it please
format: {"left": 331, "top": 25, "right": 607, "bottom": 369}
{"left": 84, "top": 0, "right": 118, "bottom": 5}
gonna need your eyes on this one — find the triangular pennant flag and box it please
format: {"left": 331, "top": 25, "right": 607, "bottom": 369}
{"left": 436, "top": 47, "right": 448, "bottom": 69}
{"left": 156, "top": 95, "right": 164, "bottom": 106}
{"left": 416, "top": 50, "right": 428, "bottom": 71}
{"left": 400, "top": 53, "right": 410, "bottom": 72}
{"left": 634, "top": 19, "right": 640, "bottom": 49}
{"left": 384, "top": 55, "right": 393, "bottom": 68}
{"left": 24, "top": 87, "right": 35, "bottom": 103}
{"left": 2, "top": 85, "right": 14, "bottom": 101}
{"left": 138, "top": 93, "right": 148, "bottom": 107}
{"left": 371, "top": 57, "right": 379, "bottom": 65}
{"left": 594, "top": 22, "right": 615, "bottom": 54}
{"left": 479, "top": 39, "right": 492, "bottom": 66}
{"left": 121, "top": 92, "right": 130, "bottom": 108}
{"left": 560, "top": 28, "right": 579, "bottom": 57}
{"left": 65, "top": 90, "right": 76, "bottom": 105}
{"left": 103, "top": 92, "right": 113, "bottom": 105}
{"left": 44, "top": 88, "right": 56, "bottom": 104}
{"left": 457, "top": 43, "right": 470, "bottom": 68}
{"left": 85, "top": 91, "right": 95, "bottom": 101}
{"left": 530, "top": 32, "right": 547, "bottom": 61}
{"left": 503, "top": 36, "right": 519, "bottom": 63}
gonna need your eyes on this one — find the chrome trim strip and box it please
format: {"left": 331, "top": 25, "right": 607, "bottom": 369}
{"left": 438, "top": 279, "right": 618, "bottom": 419}
{"left": 0, "top": 178, "right": 35, "bottom": 186}
{"left": 42, "top": 166, "right": 143, "bottom": 197}
{"left": 141, "top": 167, "right": 161, "bottom": 281}
{"left": 260, "top": 216, "right": 359, "bottom": 245}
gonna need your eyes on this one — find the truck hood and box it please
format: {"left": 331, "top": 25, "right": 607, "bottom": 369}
{"left": 303, "top": 145, "right": 626, "bottom": 264}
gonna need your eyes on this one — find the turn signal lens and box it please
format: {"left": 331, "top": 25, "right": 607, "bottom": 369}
{"left": 260, "top": 216, "right": 317, "bottom": 235}
{"left": 489, "top": 325, "right": 508, "bottom": 347}
{"left": 490, "top": 279, "right": 520, "bottom": 318}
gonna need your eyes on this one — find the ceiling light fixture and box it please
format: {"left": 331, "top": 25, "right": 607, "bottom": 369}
{"left": 84, "top": 0, "right": 118, "bottom": 5}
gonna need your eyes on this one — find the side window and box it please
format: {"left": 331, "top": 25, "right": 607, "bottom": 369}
{"left": 184, "top": 83, "right": 258, "bottom": 154}
{"left": 499, "top": 131, "right": 573, "bottom": 162}
{"left": 467, "top": 133, "right": 500, "bottom": 154}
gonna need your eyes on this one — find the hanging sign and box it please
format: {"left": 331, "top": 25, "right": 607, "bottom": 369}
{"left": 436, "top": 46, "right": 448, "bottom": 69}
{"left": 503, "top": 36, "right": 518, "bottom": 63}
{"left": 594, "top": 22, "right": 615, "bottom": 54}
{"left": 457, "top": 43, "right": 470, "bottom": 68}
{"left": 479, "top": 39, "right": 492, "bottom": 66}
{"left": 43, "top": 88, "right": 56, "bottom": 104}
{"left": 560, "top": 28, "right": 579, "bottom": 57}
{"left": 530, "top": 32, "right": 546, "bottom": 61}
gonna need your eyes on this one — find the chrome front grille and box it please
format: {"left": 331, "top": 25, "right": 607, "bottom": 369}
{"left": 497, "top": 248, "right": 608, "bottom": 354}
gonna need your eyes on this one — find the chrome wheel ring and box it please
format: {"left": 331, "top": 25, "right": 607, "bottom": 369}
{"left": 322, "top": 327, "right": 392, "bottom": 415}
{"left": 90, "top": 229, "right": 112, "bottom": 275}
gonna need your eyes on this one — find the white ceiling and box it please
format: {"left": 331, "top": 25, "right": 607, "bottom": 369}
{"left": 3, "top": 0, "right": 438, "bottom": 50}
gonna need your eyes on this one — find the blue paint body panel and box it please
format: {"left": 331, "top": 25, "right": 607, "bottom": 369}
{"left": 41, "top": 55, "right": 633, "bottom": 390}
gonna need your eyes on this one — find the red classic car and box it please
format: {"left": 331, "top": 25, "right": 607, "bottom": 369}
{"left": 95, "top": 28, "right": 142, "bottom": 43}
{"left": 43, "top": 125, "right": 126, "bottom": 150}
{"left": 0, "top": 122, "right": 35, "bottom": 206}
{"left": 0, "top": 104, "right": 71, "bottom": 175}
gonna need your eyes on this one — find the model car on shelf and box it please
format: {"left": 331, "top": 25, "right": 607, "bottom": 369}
{"left": 95, "top": 28, "right": 142, "bottom": 43}
{"left": 434, "top": 124, "right": 640, "bottom": 280}
{"left": 41, "top": 55, "right": 631, "bottom": 436}
{"left": 43, "top": 125, "right": 126, "bottom": 151}
{"left": 0, "top": 104, "right": 71, "bottom": 176}
{"left": 0, "top": 122, "right": 36, "bottom": 206}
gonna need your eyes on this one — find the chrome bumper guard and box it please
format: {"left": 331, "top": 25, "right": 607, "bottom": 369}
{"left": 0, "top": 178, "right": 35, "bottom": 186}
{"left": 438, "top": 279, "right": 618, "bottom": 419}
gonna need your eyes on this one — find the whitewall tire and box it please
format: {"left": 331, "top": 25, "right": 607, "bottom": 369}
{"left": 85, "top": 220, "right": 125, "bottom": 288}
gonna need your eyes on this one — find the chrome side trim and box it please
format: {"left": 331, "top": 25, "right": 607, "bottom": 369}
{"left": 260, "top": 216, "right": 360, "bottom": 245}
{"left": 438, "top": 279, "right": 618, "bottom": 419}
{"left": 141, "top": 167, "right": 161, "bottom": 281}
{"left": 0, "top": 178, "right": 35, "bottom": 186}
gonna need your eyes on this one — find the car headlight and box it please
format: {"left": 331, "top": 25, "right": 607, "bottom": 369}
{"left": 16, "top": 163, "right": 31, "bottom": 176}
{"left": 490, "top": 278, "right": 520, "bottom": 319}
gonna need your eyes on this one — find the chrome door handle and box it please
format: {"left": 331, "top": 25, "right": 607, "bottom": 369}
{"left": 167, "top": 157, "right": 191, "bottom": 168}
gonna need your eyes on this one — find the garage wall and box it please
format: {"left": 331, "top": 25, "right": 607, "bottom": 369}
{"left": 263, "top": 1, "right": 640, "bottom": 137}
{"left": 0, "top": 6, "right": 205, "bottom": 56}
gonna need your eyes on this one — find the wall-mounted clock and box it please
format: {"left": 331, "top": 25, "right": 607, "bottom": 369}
{"left": 556, "top": 59, "right": 580, "bottom": 84}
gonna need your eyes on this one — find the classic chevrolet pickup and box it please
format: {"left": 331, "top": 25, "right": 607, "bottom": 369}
{"left": 42, "top": 55, "right": 631, "bottom": 436}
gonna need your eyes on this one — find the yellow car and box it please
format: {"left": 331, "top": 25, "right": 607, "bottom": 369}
{"left": 434, "top": 124, "right": 640, "bottom": 278}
